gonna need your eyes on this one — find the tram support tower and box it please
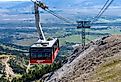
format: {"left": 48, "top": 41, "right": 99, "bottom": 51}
{"left": 77, "top": 21, "right": 91, "bottom": 50}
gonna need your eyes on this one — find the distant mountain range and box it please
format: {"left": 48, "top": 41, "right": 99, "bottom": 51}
{"left": 0, "top": 0, "right": 121, "bottom": 16}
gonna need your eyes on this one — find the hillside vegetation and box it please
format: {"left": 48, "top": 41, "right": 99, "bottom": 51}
{"left": 0, "top": 43, "right": 63, "bottom": 82}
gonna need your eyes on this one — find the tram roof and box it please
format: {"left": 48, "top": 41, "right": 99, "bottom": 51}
{"left": 31, "top": 38, "right": 58, "bottom": 48}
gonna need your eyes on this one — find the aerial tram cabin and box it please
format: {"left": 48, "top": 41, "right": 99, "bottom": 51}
{"left": 29, "top": 0, "right": 60, "bottom": 64}
{"left": 30, "top": 39, "right": 59, "bottom": 64}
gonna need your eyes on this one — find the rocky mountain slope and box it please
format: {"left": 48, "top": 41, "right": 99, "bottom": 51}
{"left": 43, "top": 35, "right": 121, "bottom": 82}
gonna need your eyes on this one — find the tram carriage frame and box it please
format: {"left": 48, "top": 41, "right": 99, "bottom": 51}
{"left": 29, "top": 0, "right": 60, "bottom": 64}
{"left": 30, "top": 38, "right": 59, "bottom": 64}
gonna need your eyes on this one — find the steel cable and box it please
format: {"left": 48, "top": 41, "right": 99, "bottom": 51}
{"left": 91, "top": 0, "right": 114, "bottom": 23}
{"left": 45, "top": 9, "right": 72, "bottom": 23}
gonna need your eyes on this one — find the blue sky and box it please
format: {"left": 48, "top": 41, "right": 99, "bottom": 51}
{"left": 0, "top": 0, "right": 30, "bottom": 1}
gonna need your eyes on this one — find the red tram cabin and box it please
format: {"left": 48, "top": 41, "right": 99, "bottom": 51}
{"left": 30, "top": 38, "right": 59, "bottom": 64}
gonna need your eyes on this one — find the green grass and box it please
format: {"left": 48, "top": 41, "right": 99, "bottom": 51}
{"left": 0, "top": 55, "right": 15, "bottom": 58}
{"left": 59, "top": 34, "right": 103, "bottom": 45}
{"left": 59, "top": 35, "right": 81, "bottom": 45}
{"left": 88, "top": 55, "right": 121, "bottom": 82}
{"left": 0, "top": 55, "right": 16, "bottom": 64}
{"left": 15, "top": 74, "right": 22, "bottom": 79}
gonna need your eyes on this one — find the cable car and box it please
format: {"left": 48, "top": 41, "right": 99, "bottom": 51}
{"left": 30, "top": 38, "right": 59, "bottom": 64}
{"left": 29, "top": 0, "right": 60, "bottom": 64}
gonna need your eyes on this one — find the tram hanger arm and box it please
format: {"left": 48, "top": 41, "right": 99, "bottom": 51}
{"left": 34, "top": 2, "right": 46, "bottom": 41}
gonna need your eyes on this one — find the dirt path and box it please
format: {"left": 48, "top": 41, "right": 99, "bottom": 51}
{"left": 0, "top": 56, "right": 15, "bottom": 78}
